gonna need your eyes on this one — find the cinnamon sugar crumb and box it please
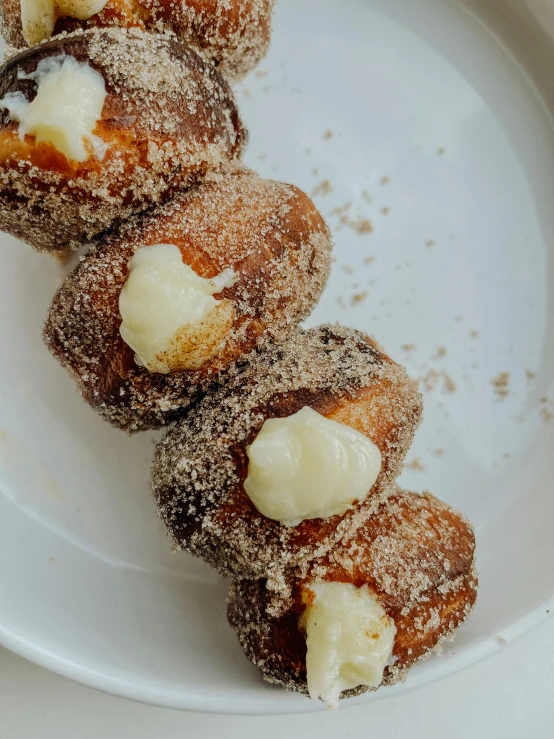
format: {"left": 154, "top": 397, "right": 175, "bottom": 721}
{"left": 492, "top": 372, "right": 510, "bottom": 399}
{"left": 352, "top": 219, "right": 373, "bottom": 234}
{"left": 443, "top": 373, "right": 456, "bottom": 393}
{"left": 540, "top": 397, "right": 553, "bottom": 422}
{"left": 311, "top": 179, "right": 333, "bottom": 197}
{"left": 421, "top": 369, "right": 456, "bottom": 393}
{"left": 405, "top": 457, "right": 425, "bottom": 471}
{"left": 350, "top": 291, "right": 368, "bottom": 306}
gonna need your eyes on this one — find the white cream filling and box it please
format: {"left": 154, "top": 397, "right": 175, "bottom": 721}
{"left": 0, "top": 55, "right": 106, "bottom": 162}
{"left": 301, "top": 582, "right": 396, "bottom": 709}
{"left": 243, "top": 406, "right": 382, "bottom": 525}
{"left": 20, "top": 0, "right": 108, "bottom": 45}
{"left": 119, "top": 244, "right": 237, "bottom": 374}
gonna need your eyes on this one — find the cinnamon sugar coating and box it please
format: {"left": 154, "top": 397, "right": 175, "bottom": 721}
{"left": 1, "top": 0, "right": 274, "bottom": 79}
{"left": 227, "top": 490, "right": 477, "bottom": 700}
{"left": 0, "top": 27, "right": 245, "bottom": 252}
{"left": 44, "top": 167, "right": 332, "bottom": 431}
{"left": 152, "top": 325, "right": 423, "bottom": 580}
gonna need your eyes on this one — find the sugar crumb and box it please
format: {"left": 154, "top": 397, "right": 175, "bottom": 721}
{"left": 405, "top": 457, "right": 425, "bottom": 471}
{"left": 350, "top": 291, "right": 368, "bottom": 306}
{"left": 352, "top": 218, "right": 373, "bottom": 234}
{"left": 491, "top": 372, "right": 510, "bottom": 399}
{"left": 421, "top": 369, "right": 456, "bottom": 393}
{"left": 311, "top": 179, "right": 333, "bottom": 197}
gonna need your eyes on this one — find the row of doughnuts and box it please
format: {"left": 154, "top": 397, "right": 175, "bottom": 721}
{"left": 0, "top": 2, "right": 477, "bottom": 708}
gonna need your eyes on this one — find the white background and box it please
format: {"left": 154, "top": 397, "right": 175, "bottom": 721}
{"left": 1, "top": 616, "right": 553, "bottom": 738}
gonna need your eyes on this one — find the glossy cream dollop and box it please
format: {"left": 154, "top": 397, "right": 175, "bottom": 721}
{"left": 0, "top": 56, "right": 106, "bottom": 162}
{"left": 243, "top": 406, "right": 381, "bottom": 525}
{"left": 20, "top": 0, "right": 108, "bottom": 45}
{"left": 119, "top": 244, "right": 237, "bottom": 374}
{"left": 301, "top": 582, "right": 396, "bottom": 709}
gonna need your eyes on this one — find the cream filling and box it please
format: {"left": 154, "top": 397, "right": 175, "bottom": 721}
{"left": 0, "top": 55, "right": 107, "bottom": 162}
{"left": 301, "top": 582, "right": 396, "bottom": 709}
{"left": 243, "top": 406, "right": 382, "bottom": 525}
{"left": 119, "top": 244, "right": 237, "bottom": 374}
{"left": 20, "top": 0, "right": 108, "bottom": 45}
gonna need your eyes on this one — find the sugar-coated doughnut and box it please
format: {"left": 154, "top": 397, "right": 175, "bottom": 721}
{"left": 152, "top": 325, "right": 423, "bottom": 581}
{"left": 0, "top": 0, "right": 274, "bottom": 79}
{"left": 43, "top": 166, "right": 332, "bottom": 431}
{"left": 227, "top": 490, "right": 477, "bottom": 705}
{"left": 0, "top": 28, "right": 245, "bottom": 252}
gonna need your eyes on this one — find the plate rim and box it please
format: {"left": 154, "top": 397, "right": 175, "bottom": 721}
{"left": 1, "top": 599, "right": 553, "bottom": 714}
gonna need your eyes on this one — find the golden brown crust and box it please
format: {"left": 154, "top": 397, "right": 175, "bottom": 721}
{"left": 0, "top": 0, "right": 24, "bottom": 48}
{"left": 143, "top": 0, "right": 274, "bottom": 78}
{"left": 43, "top": 166, "right": 332, "bottom": 431}
{"left": 152, "top": 325, "right": 423, "bottom": 580}
{"left": 1, "top": 0, "right": 274, "bottom": 79}
{"left": 0, "top": 27, "right": 245, "bottom": 252}
{"left": 227, "top": 490, "right": 478, "bottom": 699}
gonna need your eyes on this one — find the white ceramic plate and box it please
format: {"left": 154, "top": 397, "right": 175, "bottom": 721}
{"left": 2, "top": 0, "right": 554, "bottom": 715}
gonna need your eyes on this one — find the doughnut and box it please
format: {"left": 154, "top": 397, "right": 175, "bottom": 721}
{"left": 0, "top": 27, "right": 245, "bottom": 252}
{"left": 0, "top": 0, "right": 274, "bottom": 79}
{"left": 227, "top": 490, "right": 477, "bottom": 707}
{"left": 152, "top": 325, "right": 423, "bottom": 581}
{"left": 43, "top": 166, "right": 332, "bottom": 431}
